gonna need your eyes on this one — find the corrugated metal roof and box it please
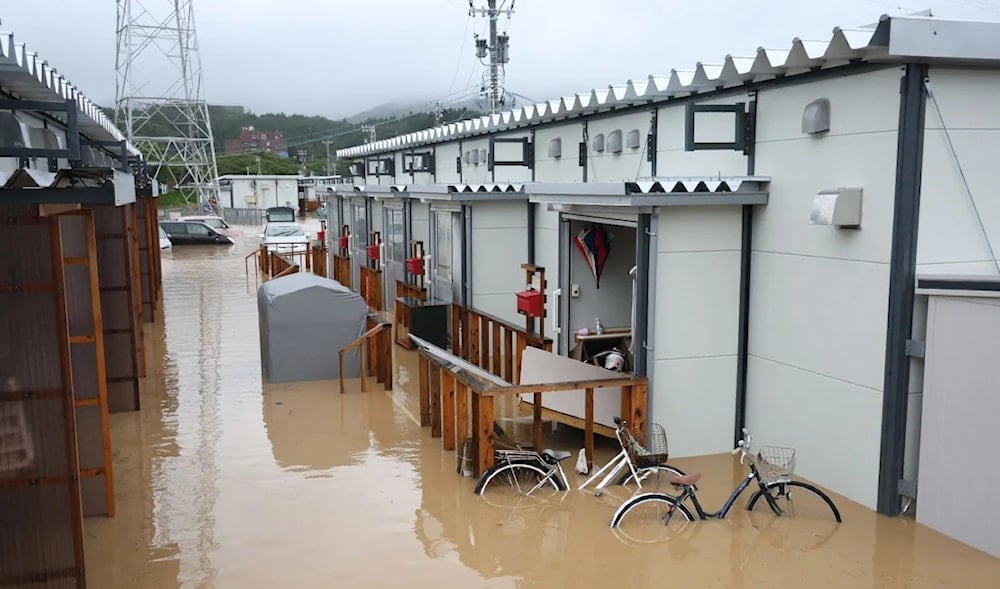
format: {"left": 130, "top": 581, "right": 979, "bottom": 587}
{"left": 0, "top": 31, "right": 138, "bottom": 154}
{"left": 527, "top": 176, "right": 770, "bottom": 207}
{"left": 337, "top": 14, "right": 1000, "bottom": 159}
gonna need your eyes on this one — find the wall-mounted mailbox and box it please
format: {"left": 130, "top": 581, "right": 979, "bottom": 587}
{"left": 367, "top": 244, "right": 381, "bottom": 260}
{"left": 810, "top": 187, "right": 862, "bottom": 229}
{"left": 516, "top": 288, "right": 544, "bottom": 318}
{"left": 338, "top": 236, "right": 349, "bottom": 250}
{"left": 405, "top": 257, "right": 424, "bottom": 276}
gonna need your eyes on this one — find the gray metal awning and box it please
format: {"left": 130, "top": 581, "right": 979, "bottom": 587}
{"left": 404, "top": 183, "right": 527, "bottom": 202}
{"left": 526, "top": 177, "right": 769, "bottom": 208}
{"left": 0, "top": 168, "right": 137, "bottom": 206}
{"left": 916, "top": 274, "right": 1000, "bottom": 299}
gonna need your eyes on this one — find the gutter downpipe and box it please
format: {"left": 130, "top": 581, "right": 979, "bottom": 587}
{"left": 734, "top": 96, "right": 757, "bottom": 445}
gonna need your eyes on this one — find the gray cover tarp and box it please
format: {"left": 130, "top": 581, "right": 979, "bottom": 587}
{"left": 257, "top": 273, "right": 368, "bottom": 383}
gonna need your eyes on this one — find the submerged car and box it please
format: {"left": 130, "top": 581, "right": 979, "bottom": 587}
{"left": 260, "top": 222, "right": 309, "bottom": 253}
{"left": 177, "top": 215, "right": 240, "bottom": 237}
{"left": 160, "top": 221, "right": 235, "bottom": 246}
{"left": 159, "top": 226, "right": 172, "bottom": 250}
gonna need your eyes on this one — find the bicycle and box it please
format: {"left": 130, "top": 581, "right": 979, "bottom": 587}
{"left": 610, "top": 427, "right": 842, "bottom": 538}
{"left": 578, "top": 417, "right": 686, "bottom": 496}
{"left": 473, "top": 446, "right": 573, "bottom": 509}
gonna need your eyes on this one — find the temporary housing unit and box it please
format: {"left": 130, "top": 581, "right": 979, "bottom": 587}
{"left": 257, "top": 273, "right": 369, "bottom": 382}
{"left": 336, "top": 13, "right": 1000, "bottom": 532}
{"left": 218, "top": 174, "right": 300, "bottom": 209}
{"left": 1, "top": 29, "right": 157, "bottom": 585}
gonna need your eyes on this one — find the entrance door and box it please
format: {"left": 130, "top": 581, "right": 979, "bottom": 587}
{"left": 430, "top": 209, "right": 462, "bottom": 304}
{"left": 383, "top": 207, "right": 405, "bottom": 311}
{"left": 350, "top": 201, "right": 367, "bottom": 292}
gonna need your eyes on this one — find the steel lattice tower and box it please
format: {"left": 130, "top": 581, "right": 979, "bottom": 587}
{"left": 115, "top": 0, "right": 220, "bottom": 208}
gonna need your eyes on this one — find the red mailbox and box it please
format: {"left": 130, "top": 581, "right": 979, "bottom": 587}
{"left": 337, "top": 236, "right": 349, "bottom": 250}
{"left": 405, "top": 257, "right": 424, "bottom": 276}
{"left": 317, "top": 229, "right": 326, "bottom": 243}
{"left": 516, "top": 289, "right": 544, "bottom": 318}
{"left": 367, "top": 244, "right": 381, "bottom": 261}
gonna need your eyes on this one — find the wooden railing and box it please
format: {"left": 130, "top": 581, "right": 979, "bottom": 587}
{"left": 338, "top": 315, "right": 392, "bottom": 394}
{"left": 311, "top": 245, "right": 328, "bottom": 278}
{"left": 451, "top": 304, "right": 553, "bottom": 384}
{"left": 245, "top": 245, "right": 303, "bottom": 281}
{"left": 359, "top": 265, "right": 383, "bottom": 311}
{"left": 332, "top": 254, "right": 351, "bottom": 288}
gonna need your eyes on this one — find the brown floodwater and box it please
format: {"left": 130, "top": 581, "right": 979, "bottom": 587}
{"left": 83, "top": 232, "right": 1000, "bottom": 588}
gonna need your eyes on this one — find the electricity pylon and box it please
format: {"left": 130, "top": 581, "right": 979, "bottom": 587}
{"left": 115, "top": 0, "right": 220, "bottom": 209}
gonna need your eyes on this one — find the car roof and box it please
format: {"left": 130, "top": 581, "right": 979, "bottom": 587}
{"left": 179, "top": 215, "right": 223, "bottom": 220}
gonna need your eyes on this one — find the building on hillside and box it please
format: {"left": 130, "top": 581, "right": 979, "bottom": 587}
{"left": 224, "top": 126, "right": 289, "bottom": 157}
{"left": 332, "top": 12, "right": 1000, "bottom": 555}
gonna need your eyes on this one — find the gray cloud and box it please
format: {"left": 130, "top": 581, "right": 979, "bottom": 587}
{"left": 4, "top": 1, "right": 996, "bottom": 119}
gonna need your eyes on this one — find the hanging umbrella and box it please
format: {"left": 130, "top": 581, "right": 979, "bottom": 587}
{"left": 574, "top": 224, "right": 611, "bottom": 288}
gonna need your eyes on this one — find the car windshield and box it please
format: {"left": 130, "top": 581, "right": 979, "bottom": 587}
{"left": 266, "top": 225, "right": 305, "bottom": 237}
{"left": 159, "top": 227, "right": 167, "bottom": 238}
{"left": 202, "top": 218, "right": 225, "bottom": 229}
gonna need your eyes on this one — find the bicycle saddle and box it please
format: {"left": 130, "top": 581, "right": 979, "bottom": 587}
{"left": 670, "top": 472, "right": 702, "bottom": 487}
{"left": 542, "top": 449, "right": 573, "bottom": 462}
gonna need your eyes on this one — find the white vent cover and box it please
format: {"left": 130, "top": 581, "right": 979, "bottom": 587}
{"left": 607, "top": 130, "right": 623, "bottom": 154}
{"left": 626, "top": 129, "right": 641, "bottom": 150}
{"left": 803, "top": 98, "right": 831, "bottom": 135}
{"left": 548, "top": 138, "right": 562, "bottom": 159}
{"left": 592, "top": 133, "right": 605, "bottom": 153}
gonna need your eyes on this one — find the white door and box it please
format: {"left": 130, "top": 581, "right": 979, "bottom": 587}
{"left": 383, "top": 207, "right": 405, "bottom": 311}
{"left": 430, "top": 210, "right": 462, "bottom": 304}
{"left": 350, "top": 202, "right": 367, "bottom": 291}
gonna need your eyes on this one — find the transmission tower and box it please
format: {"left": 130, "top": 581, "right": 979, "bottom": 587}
{"left": 115, "top": 0, "right": 220, "bottom": 210}
{"left": 469, "top": 0, "right": 514, "bottom": 113}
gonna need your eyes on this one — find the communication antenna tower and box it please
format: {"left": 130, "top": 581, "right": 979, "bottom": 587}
{"left": 469, "top": 0, "right": 514, "bottom": 114}
{"left": 115, "top": 0, "right": 220, "bottom": 210}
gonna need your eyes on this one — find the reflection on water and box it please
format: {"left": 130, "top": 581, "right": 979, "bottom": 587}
{"left": 83, "top": 233, "right": 1000, "bottom": 588}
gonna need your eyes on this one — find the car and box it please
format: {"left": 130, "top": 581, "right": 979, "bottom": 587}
{"left": 177, "top": 215, "right": 240, "bottom": 237}
{"left": 160, "top": 221, "right": 235, "bottom": 246}
{"left": 260, "top": 222, "right": 309, "bottom": 253}
{"left": 158, "top": 226, "right": 172, "bottom": 250}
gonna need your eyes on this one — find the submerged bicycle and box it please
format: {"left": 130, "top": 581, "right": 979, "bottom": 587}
{"left": 610, "top": 428, "right": 842, "bottom": 537}
{"left": 474, "top": 417, "right": 686, "bottom": 507}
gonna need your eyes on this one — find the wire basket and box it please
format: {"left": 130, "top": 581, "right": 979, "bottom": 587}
{"left": 754, "top": 445, "right": 796, "bottom": 485}
{"left": 626, "top": 423, "right": 669, "bottom": 468}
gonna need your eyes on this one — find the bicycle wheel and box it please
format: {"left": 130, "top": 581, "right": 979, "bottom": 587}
{"left": 474, "top": 462, "right": 564, "bottom": 510}
{"left": 746, "top": 481, "right": 843, "bottom": 522}
{"left": 610, "top": 492, "right": 694, "bottom": 544}
{"left": 617, "top": 465, "right": 687, "bottom": 493}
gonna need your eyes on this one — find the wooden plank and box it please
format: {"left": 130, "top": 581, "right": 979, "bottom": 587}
{"left": 491, "top": 322, "right": 501, "bottom": 376}
{"left": 514, "top": 334, "right": 528, "bottom": 385}
{"left": 74, "top": 398, "right": 100, "bottom": 407}
{"left": 503, "top": 327, "right": 513, "bottom": 382}
{"left": 628, "top": 382, "right": 647, "bottom": 443}
{"left": 441, "top": 371, "right": 456, "bottom": 451}
{"left": 62, "top": 257, "right": 89, "bottom": 266}
{"left": 0, "top": 389, "right": 63, "bottom": 402}
{"left": 585, "top": 388, "right": 595, "bottom": 471}
{"left": 472, "top": 393, "right": 495, "bottom": 478}
{"left": 534, "top": 404, "right": 616, "bottom": 440}
{"left": 0, "top": 283, "right": 55, "bottom": 294}
{"left": 469, "top": 311, "right": 480, "bottom": 367}
{"left": 484, "top": 376, "right": 643, "bottom": 396}
{"left": 418, "top": 354, "right": 430, "bottom": 426}
{"left": 429, "top": 364, "right": 442, "bottom": 438}
{"left": 68, "top": 335, "right": 95, "bottom": 344}
{"left": 48, "top": 220, "right": 87, "bottom": 583}
{"left": 460, "top": 307, "right": 471, "bottom": 359}
{"left": 128, "top": 203, "right": 146, "bottom": 378}
{"left": 455, "top": 381, "right": 469, "bottom": 453}
{"left": 451, "top": 304, "right": 461, "bottom": 355}
{"left": 478, "top": 314, "right": 488, "bottom": 368}
{"left": 533, "top": 392, "right": 543, "bottom": 452}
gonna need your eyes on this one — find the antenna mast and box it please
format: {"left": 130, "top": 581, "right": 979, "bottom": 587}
{"left": 115, "top": 0, "right": 220, "bottom": 210}
{"left": 469, "top": 0, "right": 514, "bottom": 114}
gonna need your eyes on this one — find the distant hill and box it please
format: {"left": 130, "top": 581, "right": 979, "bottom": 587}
{"left": 101, "top": 103, "right": 483, "bottom": 176}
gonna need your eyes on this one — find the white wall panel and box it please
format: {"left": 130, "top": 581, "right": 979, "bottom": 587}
{"left": 470, "top": 202, "right": 528, "bottom": 325}
{"left": 919, "top": 68, "right": 1000, "bottom": 275}
{"left": 749, "top": 252, "right": 889, "bottom": 391}
{"left": 746, "top": 356, "right": 882, "bottom": 509}
{"left": 460, "top": 137, "right": 491, "bottom": 185}
{"left": 434, "top": 141, "right": 462, "bottom": 183}
{"left": 534, "top": 122, "right": 584, "bottom": 183}
{"left": 587, "top": 111, "right": 652, "bottom": 182}
{"left": 653, "top": 356, "right": 737, "bottom": 457}
{"left": 411, "top": 201, "right": 430, "bottom": 245}
{"left": 534, "top": 206, "right": 561, "bottom": 351}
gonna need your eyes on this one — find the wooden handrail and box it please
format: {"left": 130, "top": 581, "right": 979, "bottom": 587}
{"left": 339, "top": 321, "right": 389, "bottom": 394}
{"left": 454, "top": 303, "right": 551, "bottom": 347}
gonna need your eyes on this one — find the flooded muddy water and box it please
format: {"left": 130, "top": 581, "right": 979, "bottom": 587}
{"left": 83, "top": 231, "right": 1000, "bottom": 588}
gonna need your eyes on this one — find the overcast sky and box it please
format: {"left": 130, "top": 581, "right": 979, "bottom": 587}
{"left": 4, "top": 1, "right": 998, "bottom": 119}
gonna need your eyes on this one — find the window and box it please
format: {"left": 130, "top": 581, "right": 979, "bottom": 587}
{"left": 187, "top": 223, "right": 210, "bottom": 236}
{"left": 265, "top": 224, "right": 305, "bottom": 237}
{"left": 434, "top": 212, "right": 452, "bottom": 282}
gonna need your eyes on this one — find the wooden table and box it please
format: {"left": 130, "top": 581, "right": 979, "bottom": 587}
{"left": 416, "top": 350, "right": 647, "bottom": 478}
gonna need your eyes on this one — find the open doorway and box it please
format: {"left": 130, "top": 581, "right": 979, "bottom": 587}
{"left": 562, "top": 217, "right": 637, "bottom": 374}
{"left": 429, "top": 208, "right": 463, "bottom": 305}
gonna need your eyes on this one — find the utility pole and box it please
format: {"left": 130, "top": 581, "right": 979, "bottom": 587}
{"left": 322, "top": 139, "right": 333, "bottom": 176}
{"left": 470, "top": 0, "right": 513, "bottom": 114}
{"left": 255, "top": 155, "right": 261, "bottom": 175}
{"left": 361, "top": 124, "right": 377, "bottom": 144}
{"left": 297, "top": 149, "right": 308, "bottom": 176}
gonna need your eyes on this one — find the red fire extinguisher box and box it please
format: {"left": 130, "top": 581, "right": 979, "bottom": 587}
{"left": 405, "top": 257, "right": 424, "bottom": 276}
{"left": 516, "top": 289, "right": 543, "bottom": 318}
{"left": 338, "top": 236, "right": 349, "bottom": 250}
{"left": 367, "top": 244, "right": 380, "bottom": 260}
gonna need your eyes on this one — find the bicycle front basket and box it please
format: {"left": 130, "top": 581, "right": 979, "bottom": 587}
{"left": 627, "top": 423, "right": 669, "bottom": 468}
{"left": 755, "top": 446, "right": 795, "bottom": 484}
